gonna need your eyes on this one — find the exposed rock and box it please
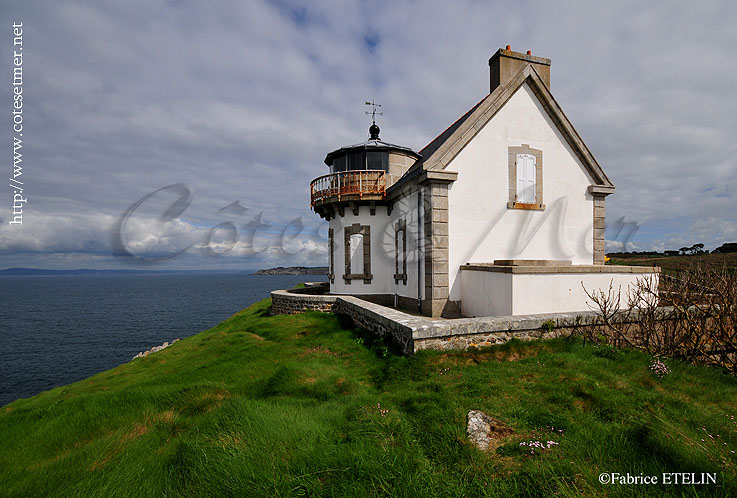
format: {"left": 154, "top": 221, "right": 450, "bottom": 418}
{"left": 132, "top": 339, "right": 180, "bottom": 360}
{"left": 466, "top": 410, "right": 513, "bottom": 451}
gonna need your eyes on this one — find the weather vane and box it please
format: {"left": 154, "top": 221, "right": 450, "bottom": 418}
{"left": 365, "top": 100, "right": 383, "bottom": 125}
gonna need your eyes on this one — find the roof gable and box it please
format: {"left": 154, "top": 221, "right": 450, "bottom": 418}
{"left": 415, "top": 98, "right": 484, "bottom": 163}
{"left": 395, "top": 64, "right": 614, "bottom": 192}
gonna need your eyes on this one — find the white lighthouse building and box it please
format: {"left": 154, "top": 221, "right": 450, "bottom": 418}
{"left": 310, "top": 47, "right": 658, "bottom": 318}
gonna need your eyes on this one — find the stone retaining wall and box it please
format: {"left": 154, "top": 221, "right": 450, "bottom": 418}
{"left": 333, "top": 296, "right": 416, "bottom": 355}
{"left": 283, "top": 282, "right": 330, "bottom": 295}
{"left": 411, "top": 313, "right": 582, "bottom": 351}
{"left": 270, "top": 289, "right": 337, "bottom": 314}
{"left": 269, "top": 288, "right": 663, "bottom": 355}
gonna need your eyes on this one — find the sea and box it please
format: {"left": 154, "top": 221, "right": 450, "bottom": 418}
{"left": 0, "top": 273, "right": 316, "bottom": 407}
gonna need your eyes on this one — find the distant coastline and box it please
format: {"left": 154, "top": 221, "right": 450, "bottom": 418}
{"left": 0, "top": 268, "right": 255, "bottom": 276}
{"left": 0, "top": 267, "right": 330, "bottom": 276}
{"left": 255, "top": 266, "right": 328, "bottom": 275}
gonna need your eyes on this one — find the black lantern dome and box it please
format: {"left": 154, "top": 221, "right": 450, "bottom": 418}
{"left": 324, "top": 125, "right": 420, "bottom": 174}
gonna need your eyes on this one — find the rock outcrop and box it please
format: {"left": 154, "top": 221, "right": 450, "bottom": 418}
{"left": 466, "top": 410, "right": 513, "bottom": 451}
{"left": 132, "top": 339, "right": 180, "bottom": 360}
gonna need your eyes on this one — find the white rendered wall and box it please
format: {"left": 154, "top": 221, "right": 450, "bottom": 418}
{"left": 460, "top": 271, "right": 513, "bottom": 316}
{"left": 328, "top": 197, "right": 423, "bottom": 300}
{"left": 448, "top": 83, "right": 597, "bottom": 303}
{"left": 461, "top": 270, "right": 659, "bottom": 317}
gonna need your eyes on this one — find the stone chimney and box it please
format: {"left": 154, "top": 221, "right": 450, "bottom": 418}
{"left": 489, "top": 46, "right": 551, "bottom": 93}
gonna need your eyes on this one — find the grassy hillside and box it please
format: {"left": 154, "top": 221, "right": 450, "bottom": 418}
{"left": 608, "top": 252, "right": 737, "bottom": 273}
{"left": 2, "top": 298, "right": 737, "bottom": 497}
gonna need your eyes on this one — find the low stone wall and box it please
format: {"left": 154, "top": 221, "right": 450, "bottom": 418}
{"left": 334, "top": 296, "right": 416, "bottom": 355}
{"left": 270, "top": 289, "right": 337, "bottom": 314}
{"left": 269, "top": 288, "right": 663, "bottom": 355}
{"left": 412, "top": 313, "right": 588, "bottom": 351}
{"left": 334, "top": 300, "right": 589, "bottom": 353}
{"left": 283, "top": 282, "right": 330, "bottom": 295}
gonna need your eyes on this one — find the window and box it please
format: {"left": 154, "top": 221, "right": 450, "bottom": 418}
{"left": 508, "top": 144, "right": 544, "bottom": 210}
{"left": 516, "top": 154, "right": 536, "bottom": 203}
{"left": 343, "top": 223, "right": 372, "bottom": 283}
{"left": 366, "top": 151, "right": 389, "bottom": 171}
{"left": 328, "top": 228, "right": 335, "bottom": 283}
{"left": 332, "top": 155, "right": 346, "bottom": 173}
{"left": 394, "top": 219, "right": 407, "bottom": 284}
{"left": 349, "top": 233, "right": 364, "bottom": 272}
{"left": 347, "top": 152, "right": 365, "bottom": 171}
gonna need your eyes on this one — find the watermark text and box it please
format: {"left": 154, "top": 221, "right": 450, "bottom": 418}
{"left": 9, "top": 21, "right": 26, "bottom": 226}
{"left": 599, "top": 472, "right": 717, "bottom": 486}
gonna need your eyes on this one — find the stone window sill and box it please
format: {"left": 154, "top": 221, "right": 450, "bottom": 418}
{"left": 507, "top": 201, "right": 545, "bottom": 211}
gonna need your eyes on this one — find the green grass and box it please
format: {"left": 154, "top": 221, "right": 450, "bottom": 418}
{"left": 2, "top": 299, "right": 737, "bottom": 497}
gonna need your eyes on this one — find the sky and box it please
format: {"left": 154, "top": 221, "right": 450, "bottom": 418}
{"left": 0, "top": 0, "right": 736, "bottom": 270}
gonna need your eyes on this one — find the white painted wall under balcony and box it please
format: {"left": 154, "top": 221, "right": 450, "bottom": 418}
{"left": 328, "top": 195, "right": 423, "bottom": 303}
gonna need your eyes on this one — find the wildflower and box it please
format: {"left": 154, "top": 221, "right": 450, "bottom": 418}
{"left": 520, "top": 439, "right": 559, "bottom": 452}
{"left": 648, "top": 358, "right": 670, "bottom": 378}
{"left": 375, "top": 403, "right": 389, "bottom": 416}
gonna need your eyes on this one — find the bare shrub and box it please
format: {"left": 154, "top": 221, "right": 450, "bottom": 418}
{"left": 580, "top": 265, "right": 737, "bottom": 374}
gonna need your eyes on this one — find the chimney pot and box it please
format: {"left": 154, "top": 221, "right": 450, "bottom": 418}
{"left": 527, "top": 50, "right": 531, "bottom": 55}
{"left": 506, "top": 45, "right": 511, "bottom": 50}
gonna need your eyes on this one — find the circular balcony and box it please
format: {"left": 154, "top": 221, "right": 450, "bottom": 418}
{"left": 310, "top": 170, "right": 386, "bottom": 208}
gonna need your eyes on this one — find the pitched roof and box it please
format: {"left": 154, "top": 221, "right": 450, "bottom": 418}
{"left": 415, "top": 98, "right": 485, "bottom": 165}
{"left": 391, "top": 64, "right": 614, "bottom": 192}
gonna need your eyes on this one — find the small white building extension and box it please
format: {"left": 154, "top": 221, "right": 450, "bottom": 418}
{"left": 310, "top": 47, "right": 658, "bottom": 318}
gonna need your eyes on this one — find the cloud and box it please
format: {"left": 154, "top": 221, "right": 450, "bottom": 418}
{"left": 0, "top": 209, "right": 326, "bottom": 268}
{"left": 1, "top": 0, "right": 736, "bottom": 269}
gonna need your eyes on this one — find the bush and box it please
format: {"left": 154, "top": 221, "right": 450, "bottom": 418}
{"left": 580, "top": 264, "right": 737, "bottom": 374}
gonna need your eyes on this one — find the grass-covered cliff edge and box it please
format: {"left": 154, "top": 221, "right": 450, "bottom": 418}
{"left": 2, "top": 298, "right": 737, "bottom": 497}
